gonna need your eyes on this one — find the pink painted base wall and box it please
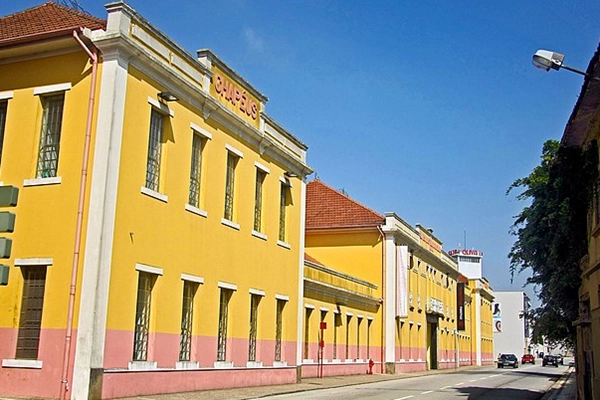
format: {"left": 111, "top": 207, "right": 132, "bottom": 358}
{"left": 101, "top": 367, "right": 298, "bottom": 399}
{"left": 394, "top": 361, "right": 427, "bottom": 373}
{"left": 300, "top": 361, "right": 374, "bottom": 378}
{"left": 0, "top": 327, "right": 73, "bottom": 399}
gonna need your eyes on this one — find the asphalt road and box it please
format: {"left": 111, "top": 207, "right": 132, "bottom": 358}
{"left": 265, "top": 362, "right": 570, "bottom": 400}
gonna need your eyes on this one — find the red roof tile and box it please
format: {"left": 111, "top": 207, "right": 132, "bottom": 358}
{"left": 0, "top": 2, "right": 105, "bottom": 45}
{"left": 304, "top": 252, "right": 326, "bottom": 266}
{"left": 306, "top": 180, "right": 384, "bottom": 231}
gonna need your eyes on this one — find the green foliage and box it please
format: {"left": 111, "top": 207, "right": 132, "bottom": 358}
{"left": 507, "top": 139, "right": 598, "bottom": 347}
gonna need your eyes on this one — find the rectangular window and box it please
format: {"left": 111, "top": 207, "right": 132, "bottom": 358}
{"left": 217, "top": 288, "right": 232, "bottom": 361}
{"left": 254, "top": 169, "right": 267, "bottom": 232}
{"left": 179, "top": 281, "right": 197, "bottom": 361}
{"left": 188, "top": 133, "right": 205, "bottom": 208}
{"left": 303, "top": 308, "right": 312, "bottom": 360}
{"left": 36, "top": 93, "right": 65, "bottom": 178}
{"left": 145, "top": 109, "right": 164, "bottom": 191}
{"left": 356, "top": 317, "right": 363, "bottom": 359}
{"left": 279, "top": 183, "right": 290, "bottom": 241}
{"left": 224, "top": 152, "right": 239, "bottom": 221}
{"left": 345, "top": 315, "right": 351, "bottom": 360}
{"left": 0, "top": 100, "right": 7, "bottom": 167}
{"left": 16, "top": 266, "right": 47, "bottom": 359}
{"left": 248, "top": 294, "right": 260, "bottom": 361}
{"left": 133, "top": 272, "right": 155, "bottom": 361}
{"left": 367, "top": 319, "right": 372, "bottom": 359}
{"left": 275, "top": 299, "right": 285, "bottom": 362}
{"left": 333, "top": 313, "right": 341, "bottom": 359}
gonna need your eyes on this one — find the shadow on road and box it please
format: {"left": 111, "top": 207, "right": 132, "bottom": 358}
{"left": 456, "top": 386, "right": 547, "bottom": 399}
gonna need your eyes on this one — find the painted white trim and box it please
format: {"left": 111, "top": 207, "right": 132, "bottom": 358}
{"left": 33, "top": 82, "right": 72, "bottom": 95}
{"left": 14, "top": 258, "right": 53, "bottom": 266}
{"left": 275, "top": 294, "right": 289, "bottom": 301}
{"left": 254, "top": 161, "right": 270, "bottom": 174}
{"left": 319, "top": 307, "right": 330, "bottom": 312}
{"left": 346, "top": 312, "right": 354, "bottom": 317}
{"left": 175, "top": 361, "right": 200, "bottom": 370}
{"left": 23, "top": 177, "right": 62, "bottom": 187}
{"left": 279, "top": 176, "right": 293, "bottom": 188}
{"left": 218, "top": 281, "right": 237, "bottom": 291}
{"left": 141, "top": 186, "right": 168, "bottom": 203}
{"left": 128, "top": 361, "right": 157, "bottom": 370}
{"left": 181, "top": 273, "right": 204, "bottom": 284}
{"left": 225, "top": 144, "right": 244, "bottom": 158}
{"left": 184, "top": 204, "right": 208, "bottom": 218}
{"left": 135, "top": 263, "right": 163, "bottom": 276}
{"left": 221, "top": 218, "right": 240, "bottom": 230}
{"left": 367, "top": 316, "right": 374, "bottom": 321}
{"left": 147, "top": 96, "right": 174, "bottom": 117}
{"left": 249, "top": 288, "right": 265, "bottom": 296}
{"left": 251, "top": 230, "right": 267, "bottom": 241}
{"left": 277, "top": 240, "right": 291, "bottom": 250}
{"left": 0, "top": 91, "right": 14, "bottom": 100}
{"left": 304, "top": 303, "right": 315, "bottom": 309}
{"left": 190, "top": 122, "right": 212, "bottom": 139}
{"left": 357, "top": 314, "right": 365, "bottom": 319}
{"left": 2, "top": 359, "right": 43, "bottom": 369}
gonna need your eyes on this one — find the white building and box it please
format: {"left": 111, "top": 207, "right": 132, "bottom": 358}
{"left": 492, "top": 291, "right": 531, "bottom": 357}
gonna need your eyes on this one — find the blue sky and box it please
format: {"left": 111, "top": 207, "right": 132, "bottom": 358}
{"left": 5, "top": 1, "right": 600, "bottom": 304}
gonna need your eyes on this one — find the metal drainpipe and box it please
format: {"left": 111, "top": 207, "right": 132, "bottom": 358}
{"left": 377, "top": 225, "right": 385, "bottom": 374}
{"left": 59, "top": 29, "right": 98, "bottom": 400}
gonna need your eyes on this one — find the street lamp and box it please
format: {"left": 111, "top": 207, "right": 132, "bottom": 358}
{"left": 532, "top": 49, "right": 600, "bottom": 80}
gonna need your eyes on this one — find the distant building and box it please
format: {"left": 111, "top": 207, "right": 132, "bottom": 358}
{"left": 492, "top": 291, "right": 531, "bottom": 357}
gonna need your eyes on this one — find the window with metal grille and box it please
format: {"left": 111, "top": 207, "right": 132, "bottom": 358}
{"left": 345, "top": 315, "right": 351, "bottom": 360}
{"left": 16, "top": 266, "right": 47, "bottom": 359}
{"left": 223, "top": 152, "right": 238, "bottom": 221}
{"left": 188, "top": 133, "right": 204, "bottom": 208}
{"left": 36, "top": 93, "right": 64, "bottom": 178}
{"left": 253, "top": 169, "right": 266, "bottom": 232}
{"left": 0, "top": 100, "right": 7, "bottom": 167}
{"left": 217, "top": 288, "right": 232, "bottom": 361}
{"left": 367, "top": 319, "right": 372, "bottom": 359}
{"left": 278, "top": 183, "right": 289, "bottom": 241}
{"left": 248, "top": 294, "right": 260, "bottom": 361}
{"left": 133, "top": 272, "right": 154, "bottom": 361}
{"left": 303, "top": 308, "right": 312, "bottom": 359}
{"left": 356, "top": 317, "right": 362, "bottom": 359}
{"left": 179, "top": 281, "right": 197, "bottom": 361}
{"left": 145, "top": 109, "right": 164, "bottom": 191}
{"left": 333, "top": 313, "right": 341, "bottom": 359}
{"left": 275, "top": 299, "right": 285, "bottom": 362}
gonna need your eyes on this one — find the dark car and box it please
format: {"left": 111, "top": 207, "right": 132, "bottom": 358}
{"left": 554, "top": 354, "right": 564, "bottom": 365}
{"left": 542, "top": 354, "right": 559, "bottom": 367}
{"left": 497, "top": 353, "right": 519, "bottom": 368}
{"left": 521, "top": 354, "right": 535, "bottom": 364}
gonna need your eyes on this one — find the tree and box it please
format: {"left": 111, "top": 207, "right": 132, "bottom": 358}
{"left": 507, "top": 139, "right": 598, "bottom": 347}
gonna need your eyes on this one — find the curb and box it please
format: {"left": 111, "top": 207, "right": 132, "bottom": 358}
{"left": 540, "top": 366, "right": 575, "bottom": 400}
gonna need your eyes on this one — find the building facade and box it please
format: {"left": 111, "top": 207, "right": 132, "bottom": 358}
{"left": 303, "top": 180, "right": 493, "bottom": 376}
{"left": 492, "top": 291, "right": 531, "bottom": 357}
{"left": 558, "top": 43, "right": 600, "bottom": 400}
{"left": 0, "top": 2, "right": 311, "bottom": 399}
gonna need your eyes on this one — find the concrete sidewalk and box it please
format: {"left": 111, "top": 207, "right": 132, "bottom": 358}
{"left": 113, "top": 365, "right": 575, "bottom": 400}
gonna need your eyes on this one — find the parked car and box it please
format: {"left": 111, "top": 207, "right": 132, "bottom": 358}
{"left": 497, "top": 353, "right": 519, "bottom": 368}
{"left": 542, "top": 354, "right": 559, "bottom": 367}
{"left": 554, "top": 354, "right": 564, "bottom": 365}
{"left": 521, "top": 354, "right": 535, "bottom": 364}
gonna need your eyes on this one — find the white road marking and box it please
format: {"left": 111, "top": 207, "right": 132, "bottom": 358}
{"left": 394, "top": 396, "right": 414, "bottom": 400}
{"left": 440, "top": 386, "right": 451, "bottom": 389}
{"left": 455, "top": 382, "right": 465, "bottom": 386}
{"left": 421, "top": 390, "right": 434, "bottom": 394}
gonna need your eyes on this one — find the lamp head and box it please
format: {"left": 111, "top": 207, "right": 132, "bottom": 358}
{"left": 532, "top": 50, "right": 565, "bottom": 72}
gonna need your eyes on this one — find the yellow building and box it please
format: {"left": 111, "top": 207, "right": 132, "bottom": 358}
{"left": 304, "top": 180, "right": 490, "bottom": 376}
{"left": 0, "top": 3, "right": 311, "bottom": 399}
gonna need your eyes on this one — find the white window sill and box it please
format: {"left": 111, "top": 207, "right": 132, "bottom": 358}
{"left": 214, "top": 361, "right": 234, "bottom": 369}
{"left": 2, "top": 359, "right": 43, "bottom": 369}
{"left": 221, "top": 218, "right": 240, "bottom": 230}
{"left": 175, "top": 361, "right": 199, "bottom": 370}
{"left": 128, "top": 361, "right": 157, "bottom": 370}
{"left": 277, "top": 240, "right": 291, "bottom": 249}
{"left": 141, "top": 186, "right": 168, "bottom": 203}
{"left": 252, "top": 230, "right": 267, "bottom": 241}
{"left": 246, "top": 361, "right": 263, "bottom": 368}
{"left": 23, "top": 177, "right": 61, "bottom": 187}
{"left": 185, "top": 204, "right": 208, "bottom": 218}
{"left": 273, "top": 361, "right": 288, "bottom": 367}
